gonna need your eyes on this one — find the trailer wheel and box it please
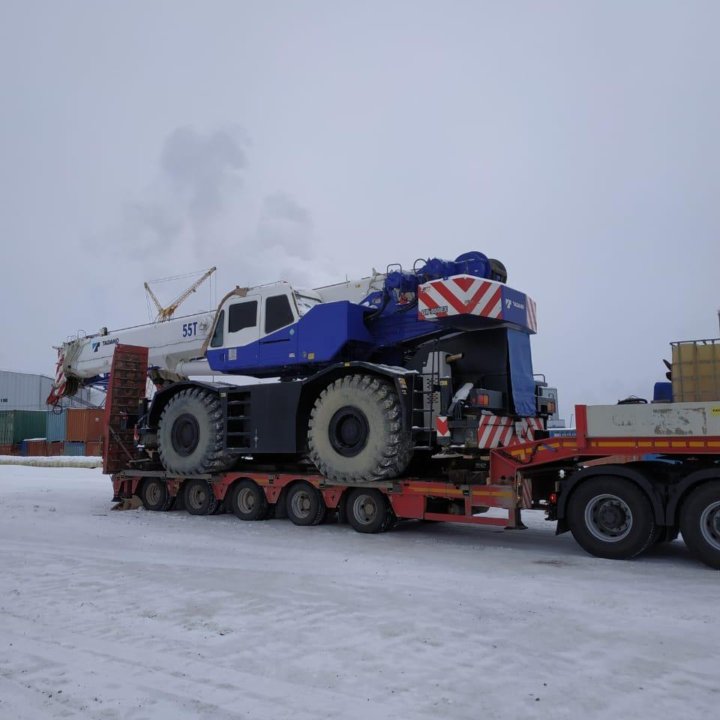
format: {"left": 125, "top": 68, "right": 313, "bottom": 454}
{"left": 286, "top": 482, "right": 325, "bottom": 526}
{"left": 346, "top": 488, "right": 393, "bottom": 533}
{"left": 228, "top": 479, "right": 268, "bottom": 521}
{"left": 567, "top": 477, "right": 655, "bottom": 560}
{"left": 157, "top": 388, "right": 232, "bottom": 475}
{"left": 183, "top": 478, "right": 218, "bottom": 516}
{"left": 308, "top": 374, "right": 412, "bottom": 483}
{"left": 679, "top": 481, "right": 720, "bottom": 569}
{"left": 140, "top": 478, "right": 172, "bottom": 512}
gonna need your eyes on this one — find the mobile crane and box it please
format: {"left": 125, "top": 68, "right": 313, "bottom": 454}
{"left": 48, "top": 251, "right": 548, "bottom": 483}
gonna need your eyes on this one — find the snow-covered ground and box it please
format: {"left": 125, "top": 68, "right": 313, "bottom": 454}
{"left": 0, "top": 466, "right": 717, "bottom": 720}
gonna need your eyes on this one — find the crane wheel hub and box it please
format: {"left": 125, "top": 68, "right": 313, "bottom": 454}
{"left": 171, "top": 413, "right": 201, "bottom": 457}
{"left": 328, "top": 406, "right": 369, "bottom": 457}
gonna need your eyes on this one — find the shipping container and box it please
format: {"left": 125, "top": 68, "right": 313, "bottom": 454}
{"left": 23, "top": 439, "right": 49, "bottom": 456}
{"left": 48, "top": 441, "right": 64, "bottom": 456}
{"left": 66, "top": 409, "right": 104, "bottom": 443}
{"left": 0, "top": 410, "right": 48, "bottom": 444}
{"left": 672, "top": 339, "right": 720, "bottom": 402}
{"left": 46, "top": 410, "right": 67, "bottom": 442}
{"left": 86, "top": 440, "right": 103, "bottom": 456}
{"left": 63, "top": 441, "right": 86, "bottom": 456}
{"left": 0, "top": 443, "right": 18, "bottom": 455}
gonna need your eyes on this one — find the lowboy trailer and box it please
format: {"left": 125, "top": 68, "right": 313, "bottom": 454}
{"left": 107, "top": 348, "right": 720, "bottom": 569}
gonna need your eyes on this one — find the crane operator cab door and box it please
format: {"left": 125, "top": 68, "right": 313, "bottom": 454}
{"left": 206, "top": 285, "right": 302, "bottom": 373}
{"left": 208, "top": 294, "right": 262, "bottom": 369}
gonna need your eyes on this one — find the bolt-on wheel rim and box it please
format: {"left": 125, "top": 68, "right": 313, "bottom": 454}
{"left": 352, "top": 494, "right": 378, "bottom": 526}
{"left": 290, "top": 491, "right": 313, "bottom": 520}
{"left": 187, "top": 484, "right": 208, "bottom": 510}
{"left": 171, "top": 413, "right": 200, "bottom": 457}
{"left": 236, "top": 487, "right": 256, "bottom": 514}
{"left": 699, "top": 500, "right": 720, "bottom": 552}
{"left": 145, "top": 482, "right": 162, "bottom": 506}
{"left": 584, "top": 493, "right": 633, "bottom": 543}
{"left": 328, "top": 406, "right": 369, "bottom": 457}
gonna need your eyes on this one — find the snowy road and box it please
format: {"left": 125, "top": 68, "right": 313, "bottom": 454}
{"left": 0, "top": 466, "right": 717, "bottom": 720}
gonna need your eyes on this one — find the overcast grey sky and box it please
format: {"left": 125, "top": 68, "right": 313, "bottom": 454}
{"left": 1, "top": 1, "right": 718, "bottom": 421}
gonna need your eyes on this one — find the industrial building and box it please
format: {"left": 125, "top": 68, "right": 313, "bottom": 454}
{"left": 0, "top": 370, "right": 97, "bottom": 411}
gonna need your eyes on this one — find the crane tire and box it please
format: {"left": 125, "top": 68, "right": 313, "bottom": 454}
{"left": 308, "top": 374, "right": 412, "bottom": 483}
{"left": 566, "top": 476, "right": 655, "bottom": 560}
{"left": 157, "top": 388, "right": 232, "bottom": 475}
{"left": 679, "top": 481, "right": 720, "bottom": 569}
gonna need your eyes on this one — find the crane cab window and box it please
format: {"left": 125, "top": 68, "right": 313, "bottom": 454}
{"left": 265, "top": 295, "right": 295, "bottom": 334}
{"left": 210, "top": 310, "right": 225, "bottom": 348}
{"left": 229, "top": 301, "right": 258, "bottom": 333}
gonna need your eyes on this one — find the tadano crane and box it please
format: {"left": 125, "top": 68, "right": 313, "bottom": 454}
{"left": 49, "top": 251, "right": 549, "bottom": 482}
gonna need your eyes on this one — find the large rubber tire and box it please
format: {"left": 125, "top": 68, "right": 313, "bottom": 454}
{"left": 140, "top": 477, "right": 172, "bottom": 511}
{"left": 183, "top": 478, "right": 219, "bottom": 516}
{"left": 566, "top": 477, "right": 656, "bottom": 560}
{"left": 308, "top": 374, "right": 413, "bottom": 483}
{"left": 346, "top": 488, "right": 394, "bottom": 534}
{"left": 286, "top": 482, "right": 326, "bottom": 526}
{"left": 679, "top": 481, "right": 720, "bottom": 570}
{"left": 228, "top": 479, "right": 268, "bottom": 521}
{"left": 157, "top": 388, "right": 231, "bottom": 475}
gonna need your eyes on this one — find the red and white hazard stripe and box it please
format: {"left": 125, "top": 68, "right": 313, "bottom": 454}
{"left": 435, "top": 416, "right": 450, "bottom": 438}
{"left": 511, "top": 417, "right": 545, "bottom": 444}
{"left": 526, "top": 296, "right": 538, "bottom": 333}
{"left": 46, "top": 350, "right": 67, "bottom": 405}
{"left": 418, "top": 275, "right": 503, "bottom": 321}
{"left": 477, "top": 415, "right": 515, "bottom": 449}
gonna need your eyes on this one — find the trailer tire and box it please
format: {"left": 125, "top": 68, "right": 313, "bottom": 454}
{"left": 228, "top": 480, "right": 268, "bottom": 521}
{"left": 679, "top": 481, "right": 720, "bottom": 569}
{"left": 308, "top": 374, "right": 412, "bottom": 483}
{"left": 346, "top": 488, "right": 393, "bottom": 533}
{"left": 566, "top": 477, "right": 655, "bottom": 560}
{"left": 286, "top": 482, "right": 325, "bottom": 526}
{"left": 157, "top": 388, "right": 232, "bottom": 475}
{"left": 183, "top": 478, "right": 218, "bottom": 516}
{"left": 140, "top": 477, "right": 172, "bottom": 512}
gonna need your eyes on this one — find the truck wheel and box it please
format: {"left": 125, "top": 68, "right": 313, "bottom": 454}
{"left": 157, "top": 388, "right": 232, "bottom": 475}
{"left": 229, "top": 479, "right": 268, "bottom": 521}
{"left": 679, "top": 481, "right": 720, "bottom": 569}
{"left": 183, "top": 478, "right": 218, "bottom": 516}
{"left": 346, "top": 488, "right": 393, "bottom": 533}
{"left": 308, "top": 374, "right": 412, "bottom": 483}
{"left": 140, "top": 477, "right": 172, "bottom": 511}
{"left": 566, "top": 477, "right": 655, "bottom": 560}
{"left": 286, "top": 482, "right": 325, "bottom": 526}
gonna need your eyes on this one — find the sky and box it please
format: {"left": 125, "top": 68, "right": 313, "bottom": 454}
{"left": 1, "top": 0, "right": 718, "bottom": 422}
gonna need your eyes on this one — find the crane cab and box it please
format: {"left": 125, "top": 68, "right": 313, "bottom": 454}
{"left": 205, "top": 282, "right": 373, "bottom": 377}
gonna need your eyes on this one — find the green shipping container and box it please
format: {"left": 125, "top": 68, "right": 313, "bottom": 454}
{"left": 0, "top": 410, "right": 48, "bottom": 444}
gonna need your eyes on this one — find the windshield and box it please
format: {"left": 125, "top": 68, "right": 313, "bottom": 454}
{"left": 294, "top": 292, "right": 322, "bottom": 317}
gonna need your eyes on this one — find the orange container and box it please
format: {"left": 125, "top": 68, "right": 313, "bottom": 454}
{"left": 85, "top": 440, "right": 103, "bottom": 457}
{"left": 26, "top": 439, "right": 49, "bottom": 456}
{"left": 48, "top": 441, "right": 64, "bottom": 456}
{"left": 66, "top": 409, "right": 104, "bottom": 443}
